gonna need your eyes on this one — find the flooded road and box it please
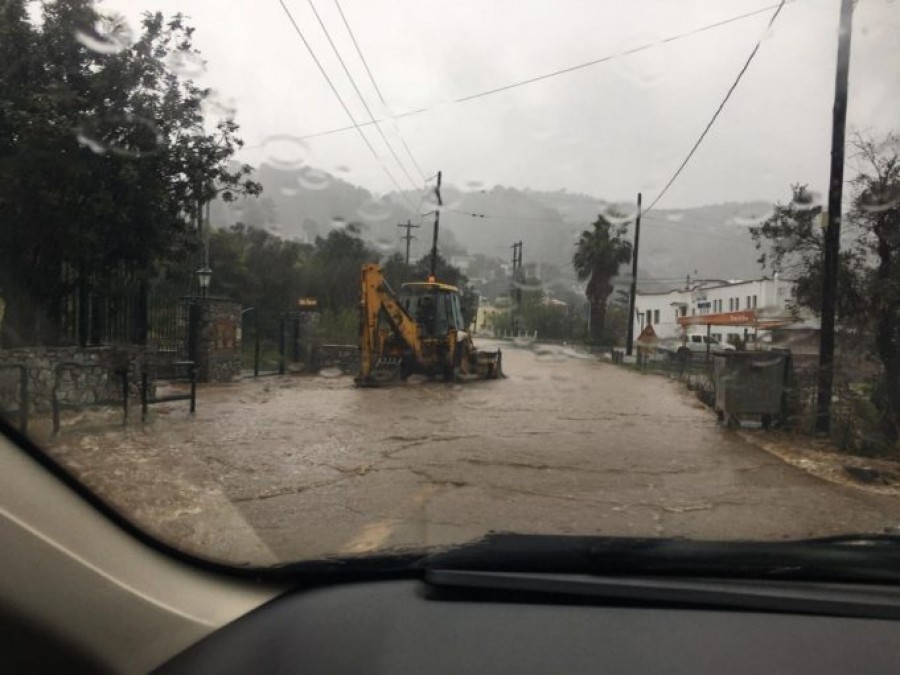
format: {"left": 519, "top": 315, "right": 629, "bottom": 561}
{"left": 47, "top": 341, "right": 900, "bottom": 564}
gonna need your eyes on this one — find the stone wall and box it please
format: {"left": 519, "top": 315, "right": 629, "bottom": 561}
{"left": 0, "top": 345, "right": 145, "bottom": 415}
{"left": 313, "top": 344, "right": 360, "bottom": 375}
{"left": 195, "top": 298, "right": 241, "bottom": 383}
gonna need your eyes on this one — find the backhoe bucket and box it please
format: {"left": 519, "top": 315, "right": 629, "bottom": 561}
{"left": 473, "top": 348, "right": 504, "bottom": 380}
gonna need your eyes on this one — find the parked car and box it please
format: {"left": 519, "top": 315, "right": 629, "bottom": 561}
{"left": 658, "top": 334, "right": 736, "bottom": 357}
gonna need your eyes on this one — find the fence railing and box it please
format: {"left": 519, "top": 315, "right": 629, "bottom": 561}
{"left": 0, "top": 363, "right": 29, "bottom": 433}
{"left": 51, "top": 361, "right": 129, "bottom": 436}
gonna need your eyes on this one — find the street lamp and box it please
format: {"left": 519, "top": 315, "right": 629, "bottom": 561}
{"left": 196, "top": 266, "right": 212, "bottom": 298}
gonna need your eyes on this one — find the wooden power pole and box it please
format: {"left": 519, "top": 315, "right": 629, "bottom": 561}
{"left": 429, "top": 171, "right": 442, "bottom": 277}
{"left": 816, "top": 0, "right": 854, "bottom": 433}
{"left": 397, "top": 219, "right": 419, "bottom": 267}
{"left": 625, "top": 192, "right": 642, "bottom": 356}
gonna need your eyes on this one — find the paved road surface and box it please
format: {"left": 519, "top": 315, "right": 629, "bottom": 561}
{"left": 47, "top": 342, "right": 900, "bottom": 564}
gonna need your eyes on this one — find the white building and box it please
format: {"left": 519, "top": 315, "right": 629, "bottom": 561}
{"left": 633, "top": 276, "right": 798, "bottom": 347}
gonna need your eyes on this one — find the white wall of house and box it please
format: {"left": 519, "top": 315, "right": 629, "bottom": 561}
{"left": 632, "top": 276, "right": 796, "bottom": 346}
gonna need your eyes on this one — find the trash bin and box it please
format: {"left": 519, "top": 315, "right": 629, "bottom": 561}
{"left": 713, "top": 349, "right": 791, "bottom": 429}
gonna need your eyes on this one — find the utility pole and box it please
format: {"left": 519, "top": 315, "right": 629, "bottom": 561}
{"left": 816, "top": 0, "right": 854, "bottom": 434}
{"left": 397, "top": 219, "right": 420, "bottom": 267}
{"left": 625, "top": 192, "right": 642, "bottom": 356}
{"left": 429, "top": 171, "right": 442, "bottom": 278}
{"left": 511, "top": 241, "right": 523, "bottom": 335}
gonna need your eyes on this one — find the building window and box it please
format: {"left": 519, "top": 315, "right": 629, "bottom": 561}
{"left": 680, "top": 306, "right": 687, "bottom": 317}
{"left": 728, "top": 298, "right": 733, "bottom": 311}
{"left": 654, "top": 310, "right": 659, "bottom": 324}
{"left": 752, "top": 295, "right": 757, "bottom": 308}
{"left": 735, "top": 297, "right": 740, "bottom": 310}
{"left": 746, "top": 296, "right": 751, "bottom": 309}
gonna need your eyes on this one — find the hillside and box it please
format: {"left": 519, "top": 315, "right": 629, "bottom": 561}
{"left": 212, "top": 163, "right": 773, "bottom": 292}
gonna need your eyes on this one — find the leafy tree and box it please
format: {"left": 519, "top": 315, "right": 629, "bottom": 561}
{"left": 301, "top": 225, "right": 380, "bottom": 312}
{"left": 208, "top": 224, "right": 312, "bottom": 328}
{"left": 849, "top": 133, "right": 900, "bottom": 441}
{"left": 0, "top": 0, "right": 259, "bottom": 346}
{"left": 750, "top": 184, "right": 866, "bottom": 321}
{"left": 751, "top": 135, "right": 900, "bottom": 444}
{"left": 572, "top": 215, "right": 632, "bottom": 343}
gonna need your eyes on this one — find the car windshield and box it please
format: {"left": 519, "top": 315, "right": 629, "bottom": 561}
{"left": 2, "top": 0, "right": 900, "bottom": 569}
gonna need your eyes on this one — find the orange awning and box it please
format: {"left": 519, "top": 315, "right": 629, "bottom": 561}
{"left": 677, "top": 310, "right": 794, "bottom": 329}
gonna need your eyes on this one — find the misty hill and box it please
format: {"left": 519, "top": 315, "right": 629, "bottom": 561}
{"left": 213, "top": 163, "right": 772, "bottom": 291}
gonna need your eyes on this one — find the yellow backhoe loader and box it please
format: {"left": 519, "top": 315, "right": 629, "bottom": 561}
{"left": 355, "top": 263, "right": 503, "bottom": 386}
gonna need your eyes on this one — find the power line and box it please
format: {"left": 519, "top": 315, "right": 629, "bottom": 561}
{"left": 293, "top": 2, "right": 790, "bottom": 142}
{"left": 643, "top": 0, "right": 787, "bottom": 215}
{"left": 275, "top": 0, "right": 416, "bottom": 207}
{"left": 304, "top": 0, "right": 420, "bottom": 192}
{"left": 333, "top": 0, "right": 427, "bottom": 181}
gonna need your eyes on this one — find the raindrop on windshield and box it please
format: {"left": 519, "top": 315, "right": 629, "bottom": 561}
{"left": 75, "top": 115, "right": 164, "bottom": 158}
{"left": 262, "top": 135, "right": 309, "bottom": 171}
{"left": 166, "top": 50, "right": 207, "bottom": 78}
{"left": 614, "top": 33, "right": 667, "bottom": 87}
{"left": 731, "top": 206, "right": 775, "bottom": 226}
{"left": 666, "top": 213, "right": 685, "bottom": 222}
{"left": 280, "top": 186, "right": 299, "bottom": 197}
{"left": 859, "top": 186, "right": 900, "bottom": 213}
{"left": 74, "top": 13, "right": 133, "bottom": 55}
{"left": 466, "top": 180, "right": 484, "bottom": 190}
{"left": 790, "top": 190, "right": 823, "bottom": 211}
{"left": 296, "top": 166, "right": 332, "bottom": 191}
{"left": 511, "top": 279, "right": 546, "bottom": 293}
{"left": 374, "top": 238, "right": 396, "bottom": 252}
{"left": 357, "top": 198, "right": 393, "bottom": 222}
{"left": 602, "top": 205, "right": 636, "bottom": 225}
{"left": 202, "top": 93, "right": 237, "bottom": 122}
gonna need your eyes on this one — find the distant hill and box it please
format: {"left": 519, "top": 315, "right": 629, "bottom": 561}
{"left": 212, "top": 163, "right": 772, "bottom": 292}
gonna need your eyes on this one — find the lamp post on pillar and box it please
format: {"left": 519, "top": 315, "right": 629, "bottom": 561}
{"left": 196, "top": 266, "right": 212, "bottom": 299}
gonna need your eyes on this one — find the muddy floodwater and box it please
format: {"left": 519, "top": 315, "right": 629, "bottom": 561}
{"left": 43, "top": 341, "right": 900, "bottom": 565}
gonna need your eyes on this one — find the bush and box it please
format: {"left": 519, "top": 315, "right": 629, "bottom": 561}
{"left": 316, "top": 309, "right": 357, "bottom": 345}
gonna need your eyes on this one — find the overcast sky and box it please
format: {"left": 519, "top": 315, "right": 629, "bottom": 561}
{"left": 105, "top": 0, "right": 899, "bottom": 208}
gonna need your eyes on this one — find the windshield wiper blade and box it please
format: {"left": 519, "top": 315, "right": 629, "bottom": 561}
{"left": 422, "top": 534, "right": 900, "bottom": 583}
{"left": 423, "top": 569, "right": 900, "bottom": 619}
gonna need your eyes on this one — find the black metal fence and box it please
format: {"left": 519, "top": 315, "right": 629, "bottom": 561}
{"left": 0, "top": 363, "right": 29, "bottom": 433}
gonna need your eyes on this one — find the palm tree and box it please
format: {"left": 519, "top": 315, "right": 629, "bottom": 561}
{"left": 572, "top": 215, "right": 633, "bottom": 343}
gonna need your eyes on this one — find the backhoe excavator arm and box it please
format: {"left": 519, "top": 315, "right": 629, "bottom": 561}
{"left": 358, "top": 263, "right": 422, "bottom": 380}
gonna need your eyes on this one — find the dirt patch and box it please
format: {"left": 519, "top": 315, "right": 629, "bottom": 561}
{"left": 738, "top": 430, "right": 900, "bottom": 497}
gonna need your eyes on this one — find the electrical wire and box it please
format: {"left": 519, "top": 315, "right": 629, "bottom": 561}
{"left": 305, "top": 0, "right": 421, "bottom": 192}
{"left": 276, "top": 0, "right": 417, "bottom": 208}
{"left": 293, "top": 2, "right": 790, "bottom": 142}
{"left": 642, "top": 0, "right": 788, "bottom": 215}
{"left": 333, "top": 0, "right": 428, "bottom": 181}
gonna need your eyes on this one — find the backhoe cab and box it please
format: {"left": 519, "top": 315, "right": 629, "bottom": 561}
{"left": 355, "top": 263, "right": 503, "bottom": 386}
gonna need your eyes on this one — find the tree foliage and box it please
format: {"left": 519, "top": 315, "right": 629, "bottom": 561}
{"left": 750, "top": 134, "right": 900, "bottom": 444}
{"left": 572, "top": 215, "right": 632, "bottom": 343}
{"left": 849, "top": 133, "right": 900, "bottom": 442}
{"left": 0, "top": 0, "right": 259, "bottom": 345}
{"left": 749, "top": 184, "right": 866, "bottom": 321}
